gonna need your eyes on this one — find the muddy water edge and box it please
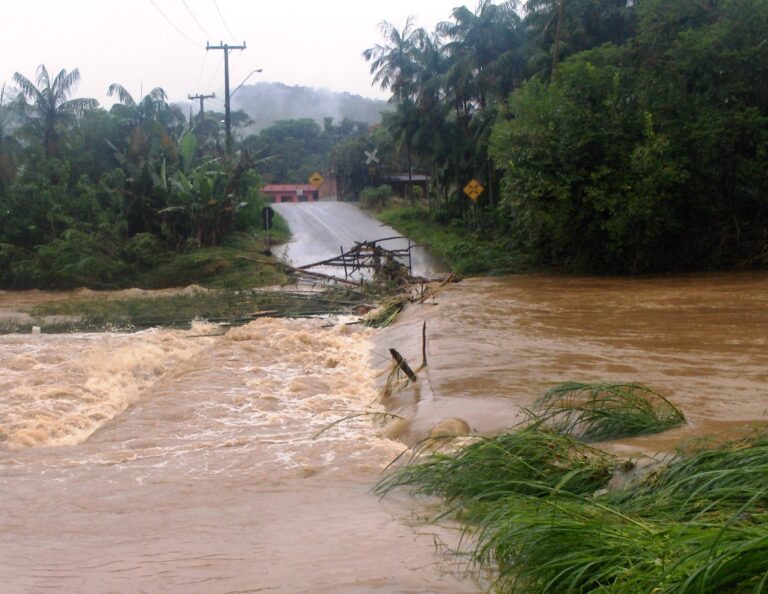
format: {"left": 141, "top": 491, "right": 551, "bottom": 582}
{"left": 2, "top": 272, "right": 768, "bottom": 592}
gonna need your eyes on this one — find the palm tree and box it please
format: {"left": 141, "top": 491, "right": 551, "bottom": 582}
{"left": 107, "top": 84, "right": 169, "bottom": 127}
{"left": 363, "top": 18, "right": 424, "bottom": 103}
{"left": 12, "top": 65, "right": 97, "bottom": 156}
{"left": 439, "top": 1, "right": 523, "bottom": 108}
{"left": 524, "top": 0, "right": 635, "bottom": 80}
{"left": 364, "top": 19, "right": 430, "bottom": 198}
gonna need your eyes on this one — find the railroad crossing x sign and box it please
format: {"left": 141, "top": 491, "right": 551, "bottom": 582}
{"left": 309, "top": 172, "right": 324, "bottom": 187}
{"left": 364, "top": 149, "right": 379, "bottom": 165}
{"left": 463, "top": 179, "right": 484, "bottom": 202}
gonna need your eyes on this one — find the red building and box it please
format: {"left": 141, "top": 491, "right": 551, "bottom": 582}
{"left": 262, "top": 184, "right": 319, "bottom": 203}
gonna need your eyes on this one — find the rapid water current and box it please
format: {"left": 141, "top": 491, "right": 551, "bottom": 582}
{"left": 1, "top": 271, "right": 767, "bottom": 592}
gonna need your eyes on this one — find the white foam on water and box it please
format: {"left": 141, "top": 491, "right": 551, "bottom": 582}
{"left": 0, "top": 326, "right": 217, "bottom": 447}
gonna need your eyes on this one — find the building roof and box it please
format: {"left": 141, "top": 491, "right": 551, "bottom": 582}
{"left": 263, "top": 184, "right": 317, "bottom": 192}
{"left": 384, "top": 174, "right": 430, "bottom": 182}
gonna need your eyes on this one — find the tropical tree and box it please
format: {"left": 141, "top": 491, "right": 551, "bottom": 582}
{"left": 523, "top": 0, "right": 637, "bottom": 80}
{"left": 107, "top": 84, "right": 169, "bottom": 127}
{"left": 12, "top": 65, "right": 97, "bottom": 156}
{"left": 438, "top": 1, "right": 524, "bottom": 107}
{"left": 363, "top": 17, "right": 424, "bottom": 103}
{"left": 364, "top": 19, "right": 432, "bottom": 197}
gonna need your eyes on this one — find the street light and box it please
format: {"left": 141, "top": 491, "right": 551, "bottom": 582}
{"left": 230, "top": 69, "right": 263, "bottom": 99}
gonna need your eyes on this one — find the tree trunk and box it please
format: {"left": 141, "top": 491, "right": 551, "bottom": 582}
{"left": 551, "top": 0, "right": 566, "bottom": 81}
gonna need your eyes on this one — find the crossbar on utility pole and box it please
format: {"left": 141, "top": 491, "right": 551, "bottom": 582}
{"left": 188, "top": 93, "right": 215, "bottom": 126}
{"left": 206, "top": 41, "right": 246, "bottom": 159}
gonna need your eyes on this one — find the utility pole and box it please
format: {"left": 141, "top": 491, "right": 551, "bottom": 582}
{"left": 206, "top": 41, "right": 246, "bottom": 158}
{"left": 188, "top": 92, "right": 215, "bottom": 127}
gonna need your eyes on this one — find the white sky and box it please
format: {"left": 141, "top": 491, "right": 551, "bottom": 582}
{"left": 1, "top": 0, "right": 462, "bottom": 111}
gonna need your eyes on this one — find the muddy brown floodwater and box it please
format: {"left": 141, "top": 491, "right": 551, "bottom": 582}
{"left": 2, "top": 271, "right": 767, "bottom": 592}
{"left": 378, "top": 273, "right": 768, "bottom": 454}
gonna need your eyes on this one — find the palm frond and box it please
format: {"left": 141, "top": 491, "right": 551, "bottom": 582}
{"left": 35, "top": 65, "right": 51, "bottom": 91}
{"left": 145, "top": 87, "right": 168, "bottom": 103}
{"left": 52, "top": 68, "right": 81, "bottom": 102}
{"left": 11, "top": 72, "right": 43, "bottom": 104}
{"left": 107, "top": 83, "right": 136, "bottom": 107}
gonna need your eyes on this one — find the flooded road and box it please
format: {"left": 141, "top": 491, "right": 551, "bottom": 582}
{"left": 273, "top": 201, "right": 445, "bottom": 278}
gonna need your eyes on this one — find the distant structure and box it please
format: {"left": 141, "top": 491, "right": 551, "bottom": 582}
{"left": 262, "top": 184, "right": 319, "bottom": 203}
{"left": 384, "top": 173, "right": 430, "bottom": 197}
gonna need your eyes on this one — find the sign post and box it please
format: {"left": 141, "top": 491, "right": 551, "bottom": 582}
{"left": 463, "top": 179, "right": 484, "bottom": 229}
{"left": 262, "top": 205, "right": 275, "bottom": 248}
{"left": 463, "top": 179, "right": 484, "bottom": 202}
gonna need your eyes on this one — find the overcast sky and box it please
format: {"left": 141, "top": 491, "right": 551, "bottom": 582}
{"left": 1, "top": 0, "right": 463, "bottom": 111}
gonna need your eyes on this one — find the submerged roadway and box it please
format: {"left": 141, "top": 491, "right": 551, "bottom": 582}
{"left": 272, "top": 200, "right": 443, "bottom": 278}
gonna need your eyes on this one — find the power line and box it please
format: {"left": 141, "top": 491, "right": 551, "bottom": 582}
{"left": 148, "top": 0, "right": 199, "bottom": 46}
{"left": 181, "top": 0, "right": 213, "bottom": 39}
{"left": 213, "top": 0, "right": 236, "bottom": 40}
{"left": 206, "top": 53, "right": 224, "bottom": 91}
{"left": 193, "top": 51, "right": 209, "bottom": 92}
{"left": 230, "top": 49, "right": 245, "bottom": 77}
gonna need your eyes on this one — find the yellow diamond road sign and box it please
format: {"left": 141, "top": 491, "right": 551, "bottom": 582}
{"left": 463, "top": 179, "right": 484, "bottom": 201}
{"left": 309, "top": 172, "right": 324, "bottom": 187}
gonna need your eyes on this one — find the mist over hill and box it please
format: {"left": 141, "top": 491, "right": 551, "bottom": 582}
{"left": 230, "top": 82, "right": 389, "bottom": 135}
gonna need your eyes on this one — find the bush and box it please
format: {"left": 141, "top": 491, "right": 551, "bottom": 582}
{"left": 123, "top": 233, "right": 162, "bottom": 267}
{"left": 36, "top": 229, "right": 128, "bottom": 288}
{"left": 360, "top": 184, "right": 393, "bottom": 210}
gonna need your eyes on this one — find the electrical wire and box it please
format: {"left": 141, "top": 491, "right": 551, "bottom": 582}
{"left": 206, "top": 53, "right": 224, "bottom": 91}
{"left": 230, "top": 50, "right": 245, "bottom": 78}
{"left": 181, "top": 0, "right": 213, "bottom": 39}
{"left": 192, "top": 50, "right": 209, "bottom": 93}
{"left": 148, "top": 0, "right": 200, "bottom": 46}
{"left": 213, "top": 0, "right": 237, "bottom": 40}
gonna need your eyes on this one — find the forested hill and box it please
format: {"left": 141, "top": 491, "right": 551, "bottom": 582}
{"left": 230, "top": 82, "right": 389, "bottom": 134}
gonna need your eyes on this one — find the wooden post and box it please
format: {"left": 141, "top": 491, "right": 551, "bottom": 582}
{"left": 389, "top": 348, "right": 417, "bottom": 382}
{"left": 421, "top": 321, "right": 427, "bottom": 369}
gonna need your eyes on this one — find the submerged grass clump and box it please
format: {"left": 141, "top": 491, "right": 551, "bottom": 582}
{"left": 378, "top": 386, "right": 768, "bottom": 593}
{"left": 611, "top": 428, "right": 768, "bottom": 521}
{"left": 529, "top": 382, "right": 686, "bottom": 441}
{"left": 376, "top": 428, "right": 616, "bottom": 508}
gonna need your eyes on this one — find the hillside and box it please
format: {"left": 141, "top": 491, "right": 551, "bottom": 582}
{"left": 230, "top": 82, "right": 389, "bottom": 134}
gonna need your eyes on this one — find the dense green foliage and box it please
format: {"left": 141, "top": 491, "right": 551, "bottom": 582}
{"left": 378, "top": 204, "right": 525, "bottom": 274}
{"left": 0, "top": 66, "right": 280, "bottom": 289}
{"left": 367, "top": 0, "right": 768, "bottom": 273}
{"left": 242, "top": 117, "right": 369, "bottom": 184}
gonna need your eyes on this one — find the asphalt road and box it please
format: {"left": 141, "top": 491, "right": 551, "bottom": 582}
{"left": 272, "top": 201, "right": 444, "bottom": 278}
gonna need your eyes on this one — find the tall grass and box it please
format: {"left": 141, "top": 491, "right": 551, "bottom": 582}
{"left": 529, "top": 382, "right": 686, "bottom": 441}
{"left": 376, "top": 428, "right": 615, "bottom": 507}
{"left": 470, "top": 486, "right": 768, "bottom": 594}
{"left": 611, "top": 428, "right": 768, "bottom": 521}
{"left": 378, "top": 405, "right": 768, "bottom": 593}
